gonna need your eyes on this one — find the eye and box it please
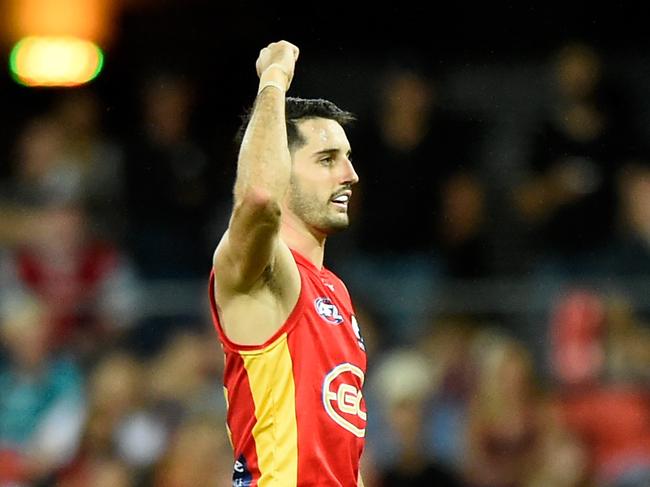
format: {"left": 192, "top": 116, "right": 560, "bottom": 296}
{"left": 319, "top": 156, "right": 334, "bottom": 166}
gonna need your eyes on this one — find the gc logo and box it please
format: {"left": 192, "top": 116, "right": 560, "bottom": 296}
{"left": 322, "top": 363, "right": 366, "bottom": 438}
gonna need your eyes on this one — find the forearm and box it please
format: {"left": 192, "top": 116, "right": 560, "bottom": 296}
{"left": 234, "top": 74, "right": 291, "bottom": 206}
{"left": 213, "top": 41, "right": 298, "bottom": 288}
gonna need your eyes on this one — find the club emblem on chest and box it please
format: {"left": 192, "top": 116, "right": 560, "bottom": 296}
{"left": 314, "top": 297, "right": 344, "bottom": 325}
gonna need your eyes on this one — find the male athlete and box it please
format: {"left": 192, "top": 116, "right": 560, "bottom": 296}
{"left": 209, "top": 41, "right": 367, "bottom": 486}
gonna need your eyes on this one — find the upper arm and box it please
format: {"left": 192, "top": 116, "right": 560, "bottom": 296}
{"left": 212, "top": 190, "right": 300, "bottom": 345}
{"left": 213, "top": 187, "right": 283, "bottom": 294}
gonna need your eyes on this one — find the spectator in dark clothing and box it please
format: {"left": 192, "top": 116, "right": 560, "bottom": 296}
{"left": 355, "top": 65, "right": 486, "bottom": 275}
{"left": 514, "top": 42, "right": 641, "bottom": 275}
{"left": 124, "top": 71, "right": 214, "bottom": 279}
{"left": 342, "top": 65, "right": 486, "bottom": 340}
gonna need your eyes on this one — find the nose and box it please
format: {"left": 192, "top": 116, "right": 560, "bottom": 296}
{"left": 342, "top": 157, "right": 359, "bottom": 185}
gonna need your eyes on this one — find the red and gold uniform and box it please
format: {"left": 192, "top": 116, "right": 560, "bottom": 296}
{"left": 209, "top": 250, "right": 367, "bottom": 486}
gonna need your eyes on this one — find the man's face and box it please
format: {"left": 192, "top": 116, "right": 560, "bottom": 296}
{"left": 285, "top": 118, "right": 359, "bottom": 235}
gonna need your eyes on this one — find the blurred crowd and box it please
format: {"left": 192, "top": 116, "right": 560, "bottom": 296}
{"left": 0, "top": 39, "right": 649, "bottom": 487}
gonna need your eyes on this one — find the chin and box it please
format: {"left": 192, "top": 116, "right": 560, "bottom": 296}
{"left": 323, "top": 217, "right": 350, "bottom": 234}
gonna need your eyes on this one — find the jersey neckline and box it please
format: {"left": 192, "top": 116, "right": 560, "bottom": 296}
{"left": 290, "top": 248, "right": 328, "bottom": 275}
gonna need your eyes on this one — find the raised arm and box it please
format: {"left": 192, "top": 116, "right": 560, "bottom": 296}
{"left": 214, "top": 41, "right": 299, "bottom": 292}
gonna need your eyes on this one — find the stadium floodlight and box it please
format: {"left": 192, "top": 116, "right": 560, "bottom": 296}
{"left": 10, "top": 36, "right": 104, "bottom": 87}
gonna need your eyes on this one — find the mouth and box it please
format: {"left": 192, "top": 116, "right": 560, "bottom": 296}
{"left": 330, "top": 191, "right": 351, "bottom": 210}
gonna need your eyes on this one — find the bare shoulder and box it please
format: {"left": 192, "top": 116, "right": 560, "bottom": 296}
{"left": 213, "top": 234, "right": 301, "bottom": 345}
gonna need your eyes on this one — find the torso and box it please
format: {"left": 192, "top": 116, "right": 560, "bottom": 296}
{"left": 209, "top": 249, "right": 367, "bottom": 486}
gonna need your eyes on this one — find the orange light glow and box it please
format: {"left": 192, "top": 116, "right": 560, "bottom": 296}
{"left": 6, "top": 0, "right": 114, "bottom": 42}
{"left": 10, "top": 36, "right": 104, "bottom": 87}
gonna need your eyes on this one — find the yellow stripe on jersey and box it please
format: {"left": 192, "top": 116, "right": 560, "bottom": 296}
{"left": 223, "top": 386, "right": 233, "bottom": 448}
{"left": 241, "top": 333, "right": 298, "bottom": 486}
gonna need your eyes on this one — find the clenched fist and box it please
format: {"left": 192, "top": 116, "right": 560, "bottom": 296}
{"left": 256, "top": 41, "right": 300, "bottom": 94}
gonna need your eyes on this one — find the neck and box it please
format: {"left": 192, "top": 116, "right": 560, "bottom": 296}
{"left": 280, "top": 216, "right": 326, "bottom": 269}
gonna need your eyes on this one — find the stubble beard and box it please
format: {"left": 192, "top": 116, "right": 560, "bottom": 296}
{"left": 287, "top": 178, "right": 350, "bottom": 235}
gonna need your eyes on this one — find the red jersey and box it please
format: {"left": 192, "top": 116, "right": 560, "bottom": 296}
{"left": 209, "top": 249, "right": 367, "bottom": 486}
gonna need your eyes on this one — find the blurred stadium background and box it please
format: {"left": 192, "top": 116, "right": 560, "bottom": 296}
{"left": 0, "top": 2, "right": 649, "bottom": 486}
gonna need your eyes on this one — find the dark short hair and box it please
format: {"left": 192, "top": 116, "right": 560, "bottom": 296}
{"left": 235, "top": 97, "right": 355, "bottom": 151}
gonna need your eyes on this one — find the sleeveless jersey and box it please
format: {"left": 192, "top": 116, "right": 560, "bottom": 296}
{"left": 209, "top": 249, "right": 367, "bottom": 486}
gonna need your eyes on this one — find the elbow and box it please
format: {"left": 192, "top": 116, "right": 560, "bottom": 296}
{"left": 237, "top": 187, "right": 282, "bottom": 224}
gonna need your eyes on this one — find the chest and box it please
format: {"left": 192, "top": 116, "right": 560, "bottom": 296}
{"left": 292, "top": 270, "right": 366, "bottom": 367}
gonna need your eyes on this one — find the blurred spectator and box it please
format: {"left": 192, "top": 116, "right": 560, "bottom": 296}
{"left": 0, "top": 116, "right": 67, "bottom": 247}
{"left": 0, "top": 200, "right": 140, "bottom": 358}
{"left": 549, "top": 289, "right": 650, "bottom": 487}
{"left": 146, "top": 330, "right": 226, "bottom": 422}
{"left": 5, "top": 115, "right": 72, "bottom": 205}
{"left": 463, "top": 333, "right": 541, "bottom": 487}
{"left": 549, "top": 289, "right": 606, "bottom": 387}
{"left": 514, "top": 41, "right": 640, "bottom": 276}
{"left": 356, "top": 63, "right": 485, "bottom": 265}
{"left": 345, "top": 63, "right": 486, "bottom": 340}
{"left": 418, "top": 318, "right": 477, "bottom": 470}
{"left": 604, "top": 163, "right": 650, "bottom": 276}
{"left": 49, "top": 89, "right": 126, "bottom": 236}
{"left": 123, "top": 71, "right": 214, "bottom": 279}
{"left": 558, "top": 388, "right": 650, "bottom": 487}
{"left": 60, "top": 330, "right": 227, "bottom": 485}
{"left": 58, "top": 350, "right": 156, "bottom": 484}
{"left": 523, "top": 398, "right": 591, "bottom": 487}
{"left": 368, "top": 349, "right": 462, "bottom": 486}
{"left": 59, "top": 457, "right": 135, "bottom": 487}
{"left": 0, "top": 293, "right": 85, "bottom": 485}
{"left": 549, "top": 288, "right": 650, "bottom": 387}
{"left": 151, "top": 415, "right": 231, "bottom": 487}
{"left": 605, "top": 296, "right": 650, "bottom": 383}
{"left": 0, "top": 90, "right": 125, "bottom": 244}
